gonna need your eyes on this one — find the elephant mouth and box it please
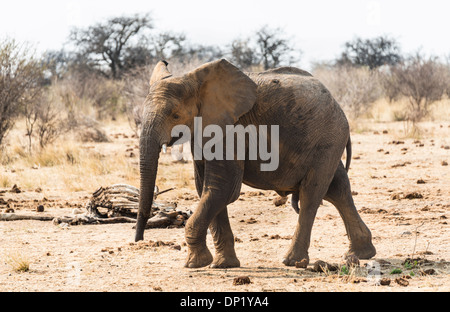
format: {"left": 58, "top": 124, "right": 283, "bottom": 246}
{"left": 167, "top": 134, "right": 185, "bottom": 147}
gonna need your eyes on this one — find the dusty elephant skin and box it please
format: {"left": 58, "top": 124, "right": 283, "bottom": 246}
{"left": 135, "top": 59, "right": 376, "bottom": 269}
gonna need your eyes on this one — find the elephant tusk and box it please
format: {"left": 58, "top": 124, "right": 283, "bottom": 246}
{"left": 162, "top": 144, "right": 167, "bottom": 154}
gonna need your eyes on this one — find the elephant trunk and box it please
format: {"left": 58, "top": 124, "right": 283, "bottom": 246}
{"left": 135, "top": 132, "right": 161, "bottom": 242}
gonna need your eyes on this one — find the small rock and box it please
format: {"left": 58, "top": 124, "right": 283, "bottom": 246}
{"left": 10, "top": 184, "right": 21, "bottom": 193}
{"left": 404, "top": 192, "right": 423, "bottom": 199}
{"left": 36, "top": 205, "right": 45, "bottom": 212}
{"left": 380, "top": 278, "right": 391, "bottom": 286}
{"left": 233, "top": 276, "right": 252, "bottom": 286}
{"left": 273, "top": 196, "right": 288, "bottom": 207}
{"left": 395, "top": 277, "right": 409, "bottom": 287}
{"left": 295, "top": 259, "right": 309, "bottom": 269}
{"left": 420, "top": 269, "right": 435, "bottom": 276}
{"left": 442, "top": 161, "right": 448, "bottom": 166}
{"left": 72, "top": 208, "right": 84, "bottom": 215}
{"left": 417, "top": 179, "right": 426, "bottom": 184}
{"left": 244, "top": 218, "right": 257, "bottom": 224}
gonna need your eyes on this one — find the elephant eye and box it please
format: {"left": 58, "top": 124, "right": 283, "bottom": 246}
{"left": 173, "top": 113, "right": 180, "bottom": 120}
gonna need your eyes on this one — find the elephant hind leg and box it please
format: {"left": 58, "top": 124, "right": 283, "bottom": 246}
{"left": 283, "top": 166, "right": 335, "bottom": 267}
{"left": 324, "top": 162, "right": 376, "bottom": 259}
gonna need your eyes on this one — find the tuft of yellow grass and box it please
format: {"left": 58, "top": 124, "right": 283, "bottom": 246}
{"left": 5, "top": 252, "right": 30, "bottom": 273}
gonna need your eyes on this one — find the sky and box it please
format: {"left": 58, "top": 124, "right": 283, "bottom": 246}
{"left": 1, "top": 0, "right": 449, "bottom": 70}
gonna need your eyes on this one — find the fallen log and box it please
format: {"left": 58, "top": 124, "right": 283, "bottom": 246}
{"left": 0, "top": 213, "right": 54, "bottom": 222}
{"left": 52, "top": 215, "right": 137, "bottom": 226}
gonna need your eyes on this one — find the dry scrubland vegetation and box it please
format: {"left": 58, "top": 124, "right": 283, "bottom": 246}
{"left": 1, "top": 14, "right": 449, "bottom": 291}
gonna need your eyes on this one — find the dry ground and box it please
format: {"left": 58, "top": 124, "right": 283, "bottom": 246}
{"left": 0, "top": 119, "right": 449, "bottom": 292}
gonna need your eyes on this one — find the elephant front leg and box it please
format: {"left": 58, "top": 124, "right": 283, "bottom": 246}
{"left": 184, "top": 160, "right": 243, "bottom": 269}
{"left": 209, "top": 208, "right": 240, "bottom": 268}
{"left": 184, "top": 194, "right": 216, "bottom": 268}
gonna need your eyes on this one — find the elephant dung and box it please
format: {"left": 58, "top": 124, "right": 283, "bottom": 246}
{"left": 312, "top": 260, "right": 339, "bottom": 273}
{"left": 233, "top": 276, "right": 252, "bottom": 286}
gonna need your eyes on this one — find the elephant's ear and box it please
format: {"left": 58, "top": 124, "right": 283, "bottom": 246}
{"left": 187, "top": 59, "right": 257, "bottom": 131}
{"left": 150, "top": 60, "right": 172, "bottom": 86}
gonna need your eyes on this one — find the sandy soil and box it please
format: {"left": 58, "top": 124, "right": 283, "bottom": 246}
{"left": 0, "top": 121, "right": 449, "bottom": 292}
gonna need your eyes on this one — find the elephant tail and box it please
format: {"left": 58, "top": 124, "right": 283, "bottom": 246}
{"left": 345, "top": 136, "right": 352, "bottom": 172}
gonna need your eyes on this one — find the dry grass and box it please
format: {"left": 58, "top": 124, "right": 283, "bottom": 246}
{"left": 1, "top": 120, "right": 140, "bottom": 193}
{"left": 369, "top": 97, "right": 450, "bottom": 123}
{"left": 5, "top": 252, "right": 30, "bottom": 273}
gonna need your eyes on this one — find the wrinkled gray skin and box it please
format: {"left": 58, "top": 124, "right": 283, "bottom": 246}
{"left": 135, "top": 59, "right": 376, "bottom": 268}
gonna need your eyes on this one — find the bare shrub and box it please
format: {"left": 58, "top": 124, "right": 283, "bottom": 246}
{"left": 313, "top": 64, "right": 383, "bottom": 119}
{"left": 385, "top": 53, "right": 449, "bottom": 123}
{"left": 35, "top": 92, "right": 68, "bottom": 148}
{"left": 122, "top": 63, "right": 153, "bottom": 136}
{"left": 75, "top": 116, "right": 111, "bottom": 143}
{"left": 0, "top": 39, "right": 45, "bottom": 146}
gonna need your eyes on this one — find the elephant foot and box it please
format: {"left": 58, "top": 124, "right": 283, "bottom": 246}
{"left": 282, "top": 250, "right": 309, "bottom": 267}
{"left": 346, "top": 242, "right": 376, "bottom": 260}
{"left": 185, "top": 245, "right": 213, "bottom": 269}
{"left": 210, "top": 254, "right": 241, "bottom": 269}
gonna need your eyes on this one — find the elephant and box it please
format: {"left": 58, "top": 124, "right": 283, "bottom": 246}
{"left": 135, "top": 59, "right": 376, "bottom": 269}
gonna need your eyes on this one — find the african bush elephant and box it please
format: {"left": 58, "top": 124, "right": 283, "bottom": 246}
{"left": 135, "top": 59, "right": 376, "bottom": 268}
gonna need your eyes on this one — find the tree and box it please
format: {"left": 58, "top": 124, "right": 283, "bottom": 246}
{"left": 255, "top": 26, "right": 298, "bottom": 70}
{"left": 229, "top": 38, "right": 258, "bottom": 70}
{"left": 152, "top": 31, "right": 187, "bottom": 60}
{"left": 0, "top": 39, "right": 45, "bottom": 146}
{"left": 41, "top": 49, "right": 72, "bottom": 83}
{"left": 337, "top": 35, "right": 402, "bottom": 69}
{"left": 185, "top": 44, "right": 223, "bottom": 63}
{"left": 387, "top": 52, "right": 448, "bottom": 123}
{"left": 69, "top": 13, "right": 153, "bottom": 79}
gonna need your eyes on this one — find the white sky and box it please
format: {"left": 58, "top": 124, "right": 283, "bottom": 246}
{"left": 1, "top": 0, "right": 449, "bottom": 70}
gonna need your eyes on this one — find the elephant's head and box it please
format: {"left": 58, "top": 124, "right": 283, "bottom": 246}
{"left": 135, "top": 59, "right": 257, "bottom": 241}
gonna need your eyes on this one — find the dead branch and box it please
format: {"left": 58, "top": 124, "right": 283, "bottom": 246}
{"left": 0, "top": 184, "right": 190, "bottom": 229}
{"left": 0, "top": 213, "right": 54, "bottom": 222}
